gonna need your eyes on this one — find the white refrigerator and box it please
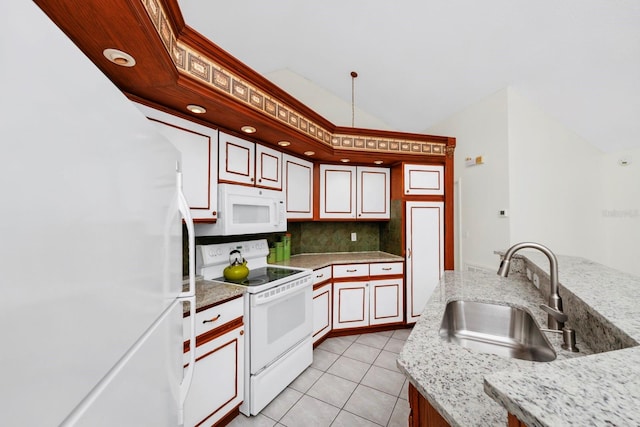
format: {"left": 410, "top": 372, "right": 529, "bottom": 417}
{"left": 0, "top": 1, "right": 195, "bottom": 426}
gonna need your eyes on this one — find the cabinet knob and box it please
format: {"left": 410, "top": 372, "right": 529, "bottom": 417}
{"left": 316, "top": 274, "right": 324, "bottom": 278}
{"left": 203, "top": 314, "right": 221, "bottom": 324}
{"left": 239, "top": 329, "right": 244, "bottom": 336}
{"left": 212, "top": 211, "right": 217, "bottom": 216}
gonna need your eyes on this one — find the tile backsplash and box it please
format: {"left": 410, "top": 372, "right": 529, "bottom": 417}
{"left": 184, "top": 221, "right": 400, "bottom": 274}
{"left": 287, "top": 221, "right": 381, "bottom": 254}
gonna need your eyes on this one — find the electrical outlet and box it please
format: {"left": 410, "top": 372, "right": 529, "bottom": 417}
{"left": 351, "top": 232, "right": 357, "bottom": 242}
{"left": 532, "top": 273, "right": 540, "bottom": 289}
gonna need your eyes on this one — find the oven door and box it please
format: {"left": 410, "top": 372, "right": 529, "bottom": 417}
{"left": 249, "top": 281, "right": 312, "bottom": 373}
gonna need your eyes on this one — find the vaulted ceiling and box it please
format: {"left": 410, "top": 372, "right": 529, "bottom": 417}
{"left": 178, "top": 0, "right": 640, "bottom": 153}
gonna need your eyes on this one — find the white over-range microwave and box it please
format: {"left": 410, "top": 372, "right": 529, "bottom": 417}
{"left": 194, "top": 184, "right": 286, "bottom": 236}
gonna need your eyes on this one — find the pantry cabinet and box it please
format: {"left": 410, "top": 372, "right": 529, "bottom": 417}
{"left": 183, "top": 297, "right": 244, "bottom": 427}
{"left": 319, "top": 165, "right": 390, "bottom": 219}
{"left": 406, "top": 201, "right": 444, "bottom": 323}
{"left": 219, "top": 131, "right": 282, "bottom": 190}
{"left": 135, "top": 104, "right": 219, "bottom": 221}
{"left": 333, "top": 262, "right": 403, "bottom": 329}
{"left": 312, "top": 266, "right": 332, "bottom": 344}
{"left": 283, "top": 154, "right": 314, "bottom": 219}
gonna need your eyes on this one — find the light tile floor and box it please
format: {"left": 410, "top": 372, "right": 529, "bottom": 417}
{"left": 229, "top": 328, "right": 413, "bottom": 427}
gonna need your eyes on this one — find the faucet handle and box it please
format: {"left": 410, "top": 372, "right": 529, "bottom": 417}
{"left": 539, "top": 304, "right": 568, "bottom": 323}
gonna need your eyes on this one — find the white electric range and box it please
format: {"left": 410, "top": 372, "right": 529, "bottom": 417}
{"left": 195, "top": 239, "right": 313, "bottom": 416}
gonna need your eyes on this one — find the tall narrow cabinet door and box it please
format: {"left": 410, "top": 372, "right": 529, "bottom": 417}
{"left": 283, "top": 154, "right": 313, "bottom": 219}
{"left": 406, "top": 201, "right": 444, "bottom": 323}
{"left": 219, "top": 131, "right": 255, "bottom": 185}
{"left": 255, "top": 144, "right": 282, "bottom": 190}
{"left": 357, "top": 166, "right": 390, "bottom": 219}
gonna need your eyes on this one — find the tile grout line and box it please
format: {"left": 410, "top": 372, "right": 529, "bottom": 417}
{"left": 232, "top": 331, "right": 411, "bottom": 427}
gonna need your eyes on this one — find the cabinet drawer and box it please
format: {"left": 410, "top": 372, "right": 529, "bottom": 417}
{"left": 370, "top": 262, "right": 403, "bottom": 276}
{"left": 333, "top": 263, "right": 369, "bottom": 278}
{"left": 313, "top": 266, "right": 332, "bottom": 285}
{"left": 184, "top": 296, "right": 243, "bottom": 339}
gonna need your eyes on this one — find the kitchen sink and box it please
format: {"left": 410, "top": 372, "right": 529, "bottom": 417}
{"left": 439, "top": 300, "right": 556, "bottom": 362}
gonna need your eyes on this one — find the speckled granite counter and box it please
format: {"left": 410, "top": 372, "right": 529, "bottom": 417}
{"left": 399, "top": 253, "right": 640, "bottom": 427}
{"left": 397, "top": 270, "right": 590, "bottom": 427}
{"left": 182, "top": 251, "right": 400, "bottom": 315}
{"left": 272, "top": 251, "right": 403, "bottom": 270}
{"left": 182, "top": 278, "right": 245, "bottom": 315}
{"left": 483, "top": 253, "right": 640, "bottom": 427}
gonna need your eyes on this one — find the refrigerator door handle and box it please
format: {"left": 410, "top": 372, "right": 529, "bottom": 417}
{"left": 176, "top": 169, "right": 196, "bottom": 425}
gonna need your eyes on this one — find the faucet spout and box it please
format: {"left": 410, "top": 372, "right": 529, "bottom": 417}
{"left": 497, "top": 242, "right": 565, "bottom": 330}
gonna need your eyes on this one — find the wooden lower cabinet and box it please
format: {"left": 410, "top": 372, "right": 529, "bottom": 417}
{"left": 408, "top": 383, "right": 450, "bottom": 427}
{"left": 312, "top": 282, "right": 332, "bottom": 343}
{"left": 183, "top": 298, "right": 244, "bottom": 427}
{"left": 409, "top": 383, "right": 529, "bottom": 427}
{"left": 508, "top": 413, "right": 529, "bottom": 427}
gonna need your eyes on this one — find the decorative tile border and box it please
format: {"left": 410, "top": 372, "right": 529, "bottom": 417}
{"left": 139, "top": 0, "right": 447, "bottom": 156}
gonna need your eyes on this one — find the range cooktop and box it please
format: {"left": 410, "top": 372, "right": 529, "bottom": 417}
{"left": 213, "top": 266, "right": 304, "bottom": 287}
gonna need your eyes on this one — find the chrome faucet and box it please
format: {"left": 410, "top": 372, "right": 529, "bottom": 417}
{"left": 497, "top": 242, "right": 565, "bottom": 330}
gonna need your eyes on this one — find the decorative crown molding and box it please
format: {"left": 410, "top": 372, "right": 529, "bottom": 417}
{"left": 141, "top": 0, "right": 447, "bottom": 156}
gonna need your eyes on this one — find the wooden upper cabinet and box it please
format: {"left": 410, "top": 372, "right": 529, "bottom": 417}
{"left": 319, "top": 164, "right": 390, "bottom": 219}
{"left": 219, "top": 131, "right": 255, "bottom": 185}
{"left": 404, "top": 164, "right": 444, "bottom": 196}
{"left": 219, "top": 131, "right": 282, "bottom": 189}
{"left": 255, "top": 144, "right": 282, "bottom": 190}
{"left": 135, "top": 103, "right": 219, "bottom": 222}
{"left": 283, "top": 154, "right": 314, "bottom": 219}
{"left": 319, "top": 164, "right": 357, "bottom": 219}
{"left": 357, "top": 166, "right": 390, "bottom": 219}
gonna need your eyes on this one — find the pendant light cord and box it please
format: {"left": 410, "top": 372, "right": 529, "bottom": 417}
{"left": 350, "top": 71, "right": 358, "bottom": 127}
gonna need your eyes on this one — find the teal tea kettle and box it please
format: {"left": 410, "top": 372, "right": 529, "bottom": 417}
{"left": 223, "top": 249, "right": 250, "bottom": 282}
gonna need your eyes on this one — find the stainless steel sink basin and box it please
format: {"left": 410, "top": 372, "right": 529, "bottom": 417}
{"left": 439, "top": 300, "right": 556, "bottom": 362}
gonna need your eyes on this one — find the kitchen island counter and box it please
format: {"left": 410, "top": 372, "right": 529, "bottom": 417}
{"left": 483, "top": 253, "right": 640, "bottom": 427}
{"left": 273, "top": 251, "right": 403, "bottom": 270}
{"left": 398, "top": 253, "right": 640, "bottom": 427}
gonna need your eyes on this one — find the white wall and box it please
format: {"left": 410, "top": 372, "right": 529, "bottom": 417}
{"left": 427, "top": 89, "right": 511, "bottom": 270}
{"left": 601, "top": 148, "right": 640, "bottom": 275}
{"left": 265, "top": 68, "right": 393, "bottom": 130}
{"left": 429, "top": 87, "right": 639, "bottom": 277}
{"left": 507, "top": 88, "right": 606, "bottom": 263}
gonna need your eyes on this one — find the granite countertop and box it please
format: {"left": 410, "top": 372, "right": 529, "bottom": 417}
{"left": 182, "top": 277, "right": 245, "bottom": 315}
{"left": 181, "top": 251, "right": 400, "bottom": 315}
{"left": 399, "top": 253, "right": 640, "bottom": 427}
{"left": 397, "top": 269, "right": 590, "bottom": 427}
{"left": 483, "top": 253, "right": 640, "bottom": 427}
{"left": 273, "top": 251, "right": 403, "bottom": 270}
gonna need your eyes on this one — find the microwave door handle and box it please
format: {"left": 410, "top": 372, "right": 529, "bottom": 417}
{"left": 176, "top": 170, "right": 196, "bottom": 424}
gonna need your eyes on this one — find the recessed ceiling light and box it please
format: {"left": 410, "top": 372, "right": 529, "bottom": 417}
{"left": 278, "top": 141, "right": 291, "bottom": 147}
{"left": 186, "top": 104, "right": 206, "bottom": 114}
{"left": 304, "top": 151, "right": 315, "bottom": 156}
{"left": 340, "top": 158, "right": 350, "bottom": 163}
{"left": 241, "top": 126, "right": 257, "bottom": 134}
{"left": 374, "top": 160, "right": 384, "bottom": 165}
{"left": 103, "top": 48, "right": 136, "bottom": 67}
